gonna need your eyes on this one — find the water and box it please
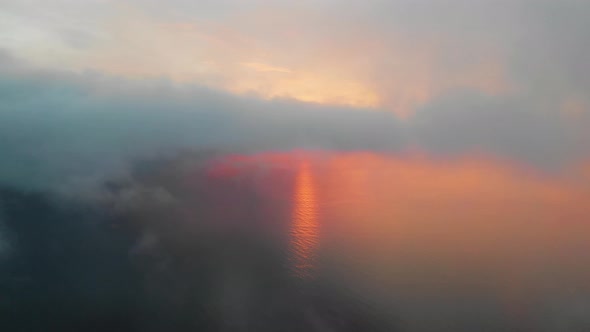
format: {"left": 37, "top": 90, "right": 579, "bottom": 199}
{"left": 3, "top": 150, "right": 590, "bottom": 331}
{"left": 290, "top": 161, "right": 319, "bottom": 278}
{"left": 208, "top": 151, "right": 590, "bottom": 331}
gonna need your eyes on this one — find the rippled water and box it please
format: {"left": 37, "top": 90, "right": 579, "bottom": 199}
{"left": 208, "top": 151, "right": 590, "bottom": 331}
{"left": 290, "top": 161, "right": 319, "bottom": 278}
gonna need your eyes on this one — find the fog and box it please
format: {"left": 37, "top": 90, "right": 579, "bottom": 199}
{"left": 2, "top": 1, "right": 590, "bottom": 330}
{"left": 0, "top": 153, "right": 396, "bottom": 331}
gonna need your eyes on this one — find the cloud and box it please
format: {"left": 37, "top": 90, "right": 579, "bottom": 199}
{"left": 0, "top": 53, "right": 403, "bottom": 190}
{"left": 0, "top": 52, "right": 588, "bottom": 192}
{"left": 0, "top": 1, "right": 514, "bottom": 113}
{"left": 2, "top": 3, "right": 590, "bottom": 330}
{"left": 1, "top": 0, "right": 590, "bottom": 189}
{"left": 3, "top": 0, "right": 588, "bottom": 118}
{"left": 1, "top": 48, "right": 589, "bottom": 189}
{"left": 410, "top": 90, "right": 583, "bottom": 168}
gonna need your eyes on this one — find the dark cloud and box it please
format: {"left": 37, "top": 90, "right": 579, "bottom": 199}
{"left": 0, "top": 54, "right": 403, "bottom": 190}
{"left": 1, "top": 51, "right": 589, "bottom": 190}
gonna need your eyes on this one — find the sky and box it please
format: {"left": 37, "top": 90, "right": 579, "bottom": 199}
{"left": 0, "top": 0, "right": 589, "bottom": 189}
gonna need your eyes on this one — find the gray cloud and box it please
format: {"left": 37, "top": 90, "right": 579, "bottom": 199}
{"left": 2, "top": 1, "right": 589, "bottom": 113}
{"left": 410, "top": 90, "right": 582, "bottom": 167}
{"left": 498, "top": 3, "right": 588, "bottom": 99}
{"left": 1, "top": 51, "right": 588, "bottom": 192}
{"left": 0, "top": 53, "right": 404, "bottom": 190}
{"left": 1, "top": 0, "right": 589, "bottom": 190}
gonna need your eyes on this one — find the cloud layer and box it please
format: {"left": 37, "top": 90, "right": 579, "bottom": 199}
{"left": 1, "top": 0, "right": 589, "bottom": 190}
{"left": 0, "top": 51, "right": 588, "bottom": 191}
{"left": 3, "top": 0, "right": 588, "bottom": 114}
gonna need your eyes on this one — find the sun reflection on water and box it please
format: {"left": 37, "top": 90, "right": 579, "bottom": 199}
{"left": 290, "top": 161, "right": 319, "bottom": 278}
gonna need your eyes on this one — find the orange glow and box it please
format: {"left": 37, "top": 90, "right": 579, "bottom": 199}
{"left": 290, "top": 160, "right": 319, "bottom": 278}
{"left": 49, "top": 6, "right": 513, "bottom": 114}
{"left": 207, "top": 151, "right": 590, "bottom": 291}
{"left": 315, "top": 152, "right": 590, "bottom": 297}
{"left": 226, "top": 68, "right": 380, "bottom": 108}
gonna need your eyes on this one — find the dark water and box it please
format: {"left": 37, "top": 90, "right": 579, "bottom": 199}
{"left": 2, "top": 151, "right": 590, "bottom": 331}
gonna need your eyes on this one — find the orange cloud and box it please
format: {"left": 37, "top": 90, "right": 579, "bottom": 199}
{"left": 241, "top": 62, "right": 292, "bottom": 73}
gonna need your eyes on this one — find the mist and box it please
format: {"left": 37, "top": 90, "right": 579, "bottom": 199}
{"left": 1, "top": 52, "right": 588, "bottom": 192}
{"left": 2, "top": 1, "right": 590, "bottom": 330}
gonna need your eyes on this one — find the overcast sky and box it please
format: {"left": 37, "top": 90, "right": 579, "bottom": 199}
{"left": 1, "top": 0, "right": 589, "bottom": 189}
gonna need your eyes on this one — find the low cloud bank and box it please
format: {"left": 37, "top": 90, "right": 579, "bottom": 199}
{"left": 1, "top": 52, "right": 588, "bottom": 191}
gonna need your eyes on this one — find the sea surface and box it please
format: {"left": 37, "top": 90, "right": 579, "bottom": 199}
{"left": 204, "top": 151, "right": 590, "bottom": 331}
{"left": 3, "top": 151, "right": 590, "bottom": 331}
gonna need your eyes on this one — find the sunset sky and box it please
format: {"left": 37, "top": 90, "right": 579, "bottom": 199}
{"left": 1, "top": 0, "right": 589, "bottom": 189}
{"left": 3, "top": 3, "right": 590, "bottom": 330}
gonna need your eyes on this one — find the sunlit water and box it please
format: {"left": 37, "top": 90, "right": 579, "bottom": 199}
{"left": 208, "top": 151, "right": 590, "bottom": 331}
{"left": 290, "top": 161, "right": 319, "bottom": 278}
